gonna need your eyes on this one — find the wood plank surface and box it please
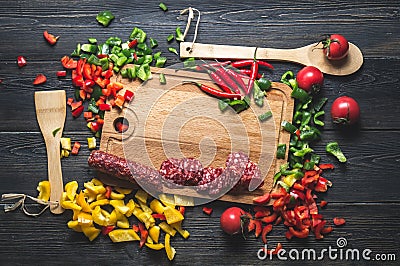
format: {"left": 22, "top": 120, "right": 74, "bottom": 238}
{"left": 0, "top": 0, "right": 399, "bottom": 265}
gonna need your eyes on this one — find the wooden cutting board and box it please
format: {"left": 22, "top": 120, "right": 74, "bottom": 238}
{"left": 98, "top": 66, "right": 294, "bottom": 205}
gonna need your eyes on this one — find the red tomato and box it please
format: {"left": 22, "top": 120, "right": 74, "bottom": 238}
{"left": 322, "top": 34, "right": 349, "bottom": 60}
{"left": 296, "top": 66, "right": 324, "bottom": 93}
{"left": 220, "top": 207, "right": 246, "bottom": 235}
{"left": 330, "top": 96, "right": 360, "bottom": 125}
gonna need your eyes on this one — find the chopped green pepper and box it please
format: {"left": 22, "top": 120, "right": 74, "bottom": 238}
{"left": 159, "top": 2, "right": 168, "bottom": 11}
{"left": 137, "top": 64, "right": 152, "bottom": 81}
{"left": 81, "top": 44, "right": 98, "bottom": 54}
{"left": 276, "top": 144, "right": 286, "bottom": 159}
{"left": 130, "top": 27, "right": 147, "bottom": 43}
{"left": 52, "top": 127, "right": 61, "bottom": 137}
{"left": 106, "top": 37, "right": 122, "bottom": 47}
{"left": 183, "top": 57, "right": 196, "bottom": 68}
{"left": 326, "top": 142, "right": 347, "bottom": 163}
{"left": 281, "top": 120, "right": 298, "bottom": 134}
{"left": 253, "top": 82, "right": 264, "bottom": 107}
{"left": 167, "top": 34, "right": 174, "bottom": 42}
{"left": 168, "top": 47, "right": 178, "bottom": 55}
{"left": 155, "top": 57, "right": 167, "bottom": 68}
{"left": 71, "top": 43, "right": 81, "bottom": 57}
{"left": 87, "top": 54, "right": 101, "bottom": 66}
{"left": 88, "top": 38, "right": 97, "bottom": 44}
{"left": 96, "top": 10, "right": 115, "bottom": 27}
{"left": 175, "top": 27, "right": 184, "bottom": 42}
{"left": 313, "top": 110, "right": 325, "bottom": 126}
{"left": 149, "top": 38, "right": 158, "bottom": 48}
{"left": 256, "top": 77, "right": 272, "bottom": 91}
{"left": 159, "top": 73, "right": 166, "bottom": 84}
{"left": 313, "top": 97, "right": 328, "bottom": 112}
{"left": 218, "top": 99, "right": 229, "bottom": 112}
{"left": 153, "top": 51, "right": 162, "bottom": 60}
{"left": 291, "top": 86, "right": 311, "bottom": 103}
{"left": 258, "top": 111, "right": 272, "bottom": 122}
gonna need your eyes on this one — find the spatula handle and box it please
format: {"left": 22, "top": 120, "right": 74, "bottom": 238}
{"left": 46, "top": 137, "right": 64, "bottom": 214}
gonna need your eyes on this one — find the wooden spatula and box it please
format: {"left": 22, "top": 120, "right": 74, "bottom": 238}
{"left": 34, "top": 90, "right": 66, "bottom": 214}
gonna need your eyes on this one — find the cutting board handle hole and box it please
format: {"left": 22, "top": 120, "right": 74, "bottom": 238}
{"left": 113, "top": 117, "right": 129, "bottom": 133}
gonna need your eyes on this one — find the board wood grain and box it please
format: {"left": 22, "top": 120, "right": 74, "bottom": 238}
{"left": 98, "top": 67, "right": 294, "bottom": 204}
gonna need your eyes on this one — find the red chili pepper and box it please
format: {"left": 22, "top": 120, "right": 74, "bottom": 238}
{"left": 194, "top": 61, "right": 231, "bottom": 71}
{"left": 56, "top": 70, "right": 67, "bottom": 77}
{"left": 320, "top": 200, "right": 328, "bottom": 208}
{"left": 152, "top": 213, "right": 166, "bottom": 220}
{"left": 101, "top": 225, "right": 115, "bottom": 235}
{"left": 238, "top": 69, "right": 263, "bottom": 79}
{"left": 33, "top": 74, "right": 47, "bottom": 85}
{"left": 231, "top": 59, "right": 274, "bottom": 70}
{"left": 257, "top": 60, "right": 274, "bottom": 70}
{"left": 128, "top": 39, "right": 138, "bottom": 48}
{"left": 138, "top": 222, "right": 148, "bottom": 248}
{"left": 43, "top": 30, "right": 59, "bottom": 45}
{"left": 213, "top": 66, "right": 242, "bottom": 94}
{"left": 71, "top": 105, "right": 84, "bottom": 118}
{"left": 202, "top": 207, "right": 213, "bottom": 216}
{"left": 206, "top": 69, "right": 232, "bottom": 93}
{"left": 261, "top": 224, "right": 273, "bottom": 244}
{"left": 185, "top": 81, "right": 241, "bottom": 99}
{"left": 333, "top": 217, "right": 346, "bottom": 226}
{"left": 224, "top": 66, "right": 247, "bottom": 93}
{"left": 288, "top": 227, "right": 309, "bottom": 239}
{"left": 17, "top": 56, "right": 27, "bottom": 68}
{"left": 104, "top": 186, "right": 112, "bottom": 199}
{"left": 246, "top": 60, "right": 259, "bottom": 95}
{"left": 253, "top": 193, "right": 271, "bottom": 205}
{"left": 61, "top": 56, "right": 77, "bottom": 69}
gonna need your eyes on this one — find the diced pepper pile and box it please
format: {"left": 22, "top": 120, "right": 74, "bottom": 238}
{"left": 59, "top": 179, "right": 189, "bottom": 261}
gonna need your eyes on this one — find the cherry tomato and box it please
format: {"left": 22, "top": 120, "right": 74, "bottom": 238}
{"left": 296, "top": 66, "right": 324, "bottom": 93}
{"left": 220, "top": 207, "right": 246, "bottom": 235}
{"left": 322, "top": 34, "right": 349, "bottom": 60}
{"left": 330, "top": 96, "right": 360, "bottom": 125}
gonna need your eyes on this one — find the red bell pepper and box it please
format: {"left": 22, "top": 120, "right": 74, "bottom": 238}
{"left": 178, "top": 206, "right": 185, "bottom": 216}
{"left": 124, "top": 90, "right": 134, "bottom": 102}
{"left": 319, "top": 163, "right": 335, "bottom": 170}
{"left": 43, "top": 30, "right": 59, "bottom": 45}
{"left": 152, "top": 213, "right": 166, "bottom": 220}
{"left": 17, "top": 56, "right": 27, "bottom": 68}
{"left": 254, "top": 209, "right": 271, "bottom": 219}
{"left": 252, "top": 193, "right": 271, "bottom": 205}
{"left": 132, "top": 224, "right": 140, "bottom": 233}
{"left": 71, "top": 105, "right": 84, "bottom": 118}
{"left": 105, "top": 186, "right": 112, "bottom": 199}
{"left": 248, "top": 219, "right": 256, "bottom": 233}
{"left": 202, "top": 207, "right": 213, "bottom": 216}
{"left": 254, "top": 220, "right": 262, "bottom": 238}
{"left": 138, "top": 222, "right": 148, "bottom": 248}
{"left": 33, "top": 74, "right": 47, "bottom": 85}
{"left": 288, "top": 227, "right": 309, "bottom": 239}
{"left": 101, "top": 225, "right": 115, "bottom": 235}
{"left": 61, "top": 56, "right": 77, "bottom": 69}
{"left": 261, "top": 212, "right": 278, "bottom": 224}
{"left": 261, "top": 224, "right": 273, "bottom": 244}
{"left": 72, "top": 75, "right": 84, "bottom": 87}
{"left": 333, "top": 217, "right": 346, "bottom": 226}
{"left": 114, "top": 94, "right": 125, "bottom": 109}
{"left": 71, "top": 141, "right": 81, "bottom": 155}
{"left": 66, "top": 98, "right": 74, "bottom": 106}
{"left": 98, "top": 103, "right": 111, "bottom": 111}
{"left": 320, "top": 200, "right": 328, "bottom": 208}
{"left": 56, "top": 70, "right": 67, "bottom": 77}
{"left": 314, "top": 220, "right": 326, "bottom": 240}
{"left": 70, "top": 101, "right": 82, "bottom": 111}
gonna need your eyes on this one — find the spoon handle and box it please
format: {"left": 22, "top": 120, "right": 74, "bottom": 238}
{"left": 180, "top": 42, "right": 307, "bottom": 65}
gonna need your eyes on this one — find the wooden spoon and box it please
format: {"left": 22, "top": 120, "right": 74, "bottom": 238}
{"left": 180, "top": 41, "right": 363, "bottom": 76}
{"left": 34, "top": 90, "right": 66, "bottom": 214}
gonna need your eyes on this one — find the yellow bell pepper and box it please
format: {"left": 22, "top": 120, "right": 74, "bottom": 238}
{"left": 83, "top": 189, "right": 97, "bottom": 203}
{"left": 116, "top": 211, "right": 130, "bottom": 229}
{"left": 148, "top": 225, "right": 160, "bottom": 243}
{"left": 110, "top": 191, "right": 125, "bottom": 200}
{"left": 165, "top": 233, "right": 176, "bottom": 261}
{"left": 67, "top": 220, "right": 82, "bottom": 232}
{"left": 164, "top": 206, "right": 184, "bottom": 225}
{"left": 76, "top": 191, "right": 92, "bottom": 213}
{"left": 87, "top": 137, "right": 96, "bottom": 150}
{"left": 89, "top": 199, "right": 109, "bottom": 209}
{"left": 170, "top": 221, "right": 190, "bottom": 239}
{"left": 139, "top": 200, "right": 153, "bottom": 214}
{"left": 159, "top": 221, "right": 176, "bottom": 237}
{"left": 115, "top": 187, "right": 133, "bottom": 195}
{"left": 77, "top": 212, "right": 93, "bottom": 226}
{"left": 135, "top": 189, "right": 148, "bottom": 203}
{"left": 96, "top": 193, "right": 107, "bottom": 201}
{"left": 91, "top": 178, "right": 104, "bottom": 186}
{"left": 109, "top": 199, "right": 130, "bottom": 215}
{"left": 145, "top": 243, "right": 165, "bottom": 250}
{"left": 150, "top": 199, "right": 165, "bottom": 214}
{"left": 108, "top": 209, "right": 118, "bottom": 225}
{"left": 173, "top": 194, "right": 194, "bottom": 206}
{"left": 60, "top": 137, "right": 72, "bottom": 151}
{"left": 65, "top": 180, "right": 79, "bottom": 201}
{"left": 108, "top": 229, "right": 140, "bottom": 242}
{"left": 72, "top": 209, "right": 80, "bottom": 221}
{"left": 158, "top": 193, "right": 175, "bottom": 208}
{"left": 92, "top": 206, "right": 109, "bottom": 227}
{"left": 84, "top": 181, "right": 106, "bottom": 195}
{"left": 137, "top": 212, "right": 155, "bottom": 229}
{"left": 61, "top": 200, "right": 82, "bottom": 211}
{"left": 81, "top": 225, "right": 101, "bottom": 241}
{"left": 125, "top": 199, "right": 136, "bottom": 217}
{"left": 36, "top": 180, "right": 51, "bottom": 202}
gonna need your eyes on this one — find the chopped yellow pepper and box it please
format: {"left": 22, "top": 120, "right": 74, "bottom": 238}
{"left": 92, "top": 206, "right": 109, "bottom": 227}
{"left": 84, "top": 181, "right": 106, "bottom": 195}
{"left": 61, "top": 200, "right": 82, "bottom": 211}
{"left": 72, "top": 209, "right": 80, "bottom": 221}
{"left": 67, "top": 220, "right": 82, "bottom": 232}
{"left": 149, "top": 225, "right": 160, "bottom": 243}
{"left": 37, "top": 180, "right": 51, "bottom": 202}
{"left": 83, "top": 189, "right": 97, "bottom": 203}
{"left": 164, "top": 206, "right": 184, "bottom": 225}
{"left": 170, "top": 221, "right": 190, "bottom": 239}
{"left": 109, "top": 199, "right": 130, "bottom": 215}
{"left": 115, "top": 187, "right": 133, "bottom": 195}
{"left": 135, "top": 189, "right": 148, "bottom": 203}
{"left": 110, "top": 191, "right": 125, "bottom": 200}
{"left": 150, "top": 199, "right": 165, "bottom": 214}
{"left": 81, "top": 225, "right": 101, "bottom": 241}
{"left": 89, "top": 199, "right": 109, "bottom": 209}
{"left": 76, "top": 191, "right": 92, "bottom": 213}
{"left": 87, "top": 137, "right": 96, "bottom": 149}
{"left": 139, "top": 200, "right": 153, "bottom": 214}
{"left": 165, "top": 233, "right": 176, "bottom": 261}
{"left": 65, "top": 180, "right": 79, "bottom": 201}
{"left": 115, "top": 210, "right": 130, "bottom": 229}
{"left": 146, "top": 235, "right": 154, "bottom": 244}
{"left": 159, "top": 194, "right": 175, "bottom": 208}
{"left": 91, "top": 178, "right": 104, "bottom": 186}
{"left": 108, "top": 229, "right": 140, "bottom": 242}
{"left": 125, "top": 199, "right": 136, "bottom": 217}
{"left": 77, "top": 212, "right": 93, "bottom": 226}
{"left": 137, "top": 212, "right": 155, "bottom": 229}
{"left": 159, "top": 221, "right": 176, "bottom": 236}
{"left": 108, "top": 209, "right": 118, "bottom": 225}
{"left": 145, "top": 243, "right": 165, "bottom": 250}
{"left": 173, "top": 194, "right": 194, "bottom": 206}
{"left": 60, "top": 137, "right": 72, "bottom": 151}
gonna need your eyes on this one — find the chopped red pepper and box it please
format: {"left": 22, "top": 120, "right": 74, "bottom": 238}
{"left": 320, "top": 200, "right": 328, "bottom": 208}
{"left": 56, "top": 70, "right": 67, "bottom": 77}
{"left": 71, "top": 141, "right": 81, "bottom": 155}
{"left": 33, "top": 74, "right": 47, "bottom": 85}
{"left": 71, "top": 105, "right": 84, "bottom": 118}
{"left": 70, "top": 101, "right": 82, "bottom": 111}
{"left": 252, "top": 193, "right": 271, "bottom": 205}
{"left": 202, "top": 207, "right": 213, "bottom": 216}
{"left": 254, "top": 209, "right": 271, "bottom": 219}
{"left": 267, "top": 242, "right": 282, "bottom": 255}
{"left": 152, "top": 213, "right": 166, "bottom": 220}
{"left": 254, "top": 220, "right": 262, "bottom": 238}
{"left": 261, "top": 224, "right": 273, "bottom": 244}
{"left": 83, "top": 64, "right": 92, "bottom": 80}
{"left": 138, "top": 222, "right": 148, "bottom": 248}
{"left": 321, "top": 225, "right": 333, "bottom": 234}
{"left": 247, "top": 219, "right": 256, "bottom": 233}
{"left": 98, "top": 103, "right": 111, "bottom": 111}
{"left": 101, "top": 225, "right": 115, "bottom": 235}
{"left": 61, "top": 56, "right": 77, "bottom": 69}
{"left": 105, "top": 186, "right": 112, "bottom": 199}
{"left": 72, "top": 75, "right": 84, "bottom": 87}
{"left": 261, "top": 212, "right": 278, "bottom": 224}
{"left": 67, "top": 98, "right": 74, "bottom": 106}
{"left": 333, "top": 217, "right": 346, "bottom": 226}
{"left": 128, "top": 39, "right": 138, "bottom": 48}
{"left": 314, "top": 220, "right": 326, "bottom": 240}
{"left": 101, "top": 69, "right": 113, "bottom": 79}
{"left": 178, "top": 206, "right": 185, "bottom": 216}
{"left": 114, "top": 94, "right": 125, "bottom": 109}
{"left": 319, "top": 163, "right": 335, "bottom": 170}
{"left": 132, "top": 224, "right": 140, "bottom": 233}
{"left": 288, "top": 227, "right": 309, "bottom": 239}
{"left": 17, "top": 56, "right": 27, "bottom": 68}
{"left": 43, "top": 30, "right": 59, "bottom": 45}
{"left": 124, "top": 90, "right": 134, "bottom": 102}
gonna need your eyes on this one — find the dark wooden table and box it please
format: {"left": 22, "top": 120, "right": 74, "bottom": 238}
{"left": 0, "top": 0, "right": 399, "bottom": 265}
